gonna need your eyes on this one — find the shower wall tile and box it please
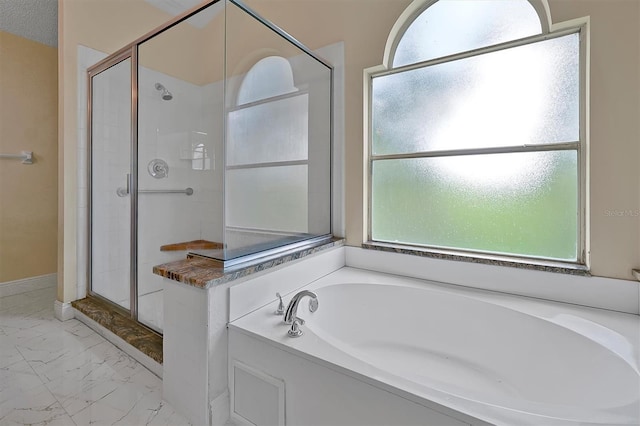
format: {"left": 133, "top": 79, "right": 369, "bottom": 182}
{"left": 136, "top": 66, "right": 223, "bottom": 331}
{"left": 89, "top": 58, "right": 132, "bottom": 306}
{"left": 77, "top": 148, "right": 87, "bottom": 190}
{"left": 137, "top": 290, "right": 164, "bottom": 332}
{"left": 138, "top": 264, "right": 165, "bottom": 296}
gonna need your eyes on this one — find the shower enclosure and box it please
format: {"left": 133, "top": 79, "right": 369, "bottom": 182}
{"left": 87, "top": 0, "right": 332, "bottom": 333}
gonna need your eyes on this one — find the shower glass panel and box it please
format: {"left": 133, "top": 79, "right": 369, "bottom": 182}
{"left": 137, "top": 1, "right": 225, "bottom": 332}
{"left": 221, "top": 0, "right": 332, "bottom": 261}
{"left": 88, "top": 0, "right": 332, "bottom": 334}
{"left": 90, "top": 58, "right": 132, "bottom": 310}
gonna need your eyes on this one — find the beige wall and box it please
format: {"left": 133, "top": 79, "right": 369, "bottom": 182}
{"left": 244, "top": 0, "right": 640, "bottom": 280}
{"left": 138, "top": 9, "right": 218, "bottom": 86}
{"left": 0, "top": 30, "right": 58, "bottom": 282}
{"left": 549, "top": 0, "right": 640, "bottom": 279}
{"left": 59, "top": 0, "right": 640, "bottom": 303}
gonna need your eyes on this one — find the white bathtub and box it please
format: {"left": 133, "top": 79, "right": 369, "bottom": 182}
{"left": 229, "top": 267, "right": 640, "bottom": 425}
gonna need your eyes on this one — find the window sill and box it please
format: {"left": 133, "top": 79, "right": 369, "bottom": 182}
{"left": 362, "top": 241, "right": 590, "bottom": 276}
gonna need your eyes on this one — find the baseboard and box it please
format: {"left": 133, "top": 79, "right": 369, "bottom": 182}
{"left": 211, "top": 389, "right": 230, "bottom": 426}
{"left": 54, "top": 300, "right": 75, "bottom": 321}
{"left": 73, "top": 309, "right": 163, "bottom": 379}
{"left": 0, "top": 273, "right": 56, "bottom": 298}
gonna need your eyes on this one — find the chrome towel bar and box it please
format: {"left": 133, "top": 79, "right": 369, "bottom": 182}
{"left": 140, "top": 188, "right": 194, "bottom": 195}
{"left": 117, "top": 187, "right": 193, "bottom": 197}
{"left": 0, "top": 151, "right": 33, "bottom": 164}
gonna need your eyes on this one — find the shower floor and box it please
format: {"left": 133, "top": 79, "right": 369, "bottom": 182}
{"left": 138, "top": 289, "right": 163, "bottom": 332}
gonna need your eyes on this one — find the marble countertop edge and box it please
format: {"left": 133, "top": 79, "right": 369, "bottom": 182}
{"left": 153, "top": 238, "right": 345, "bottom": 289}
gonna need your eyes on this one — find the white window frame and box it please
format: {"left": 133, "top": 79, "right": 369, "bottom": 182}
{"left": 363, "top": 0, "right": 590, "bottom": 271}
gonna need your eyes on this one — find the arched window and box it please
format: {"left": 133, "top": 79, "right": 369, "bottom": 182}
{"left": 227, "top": 56, "right": 308, "bottom": 167}
{"left": 236, "top": 56, "right": 298, "bottom": 104}
{"left": 366, "top": 0, "right": 587, "bottom": 267}
{"left": 391, "top": 0, "right": 542, "bottom": 67}
{"left": 226, "top": 56, "right": 310, "bottom": 233}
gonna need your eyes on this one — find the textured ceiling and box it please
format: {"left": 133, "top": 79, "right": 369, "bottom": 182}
{"left": 0, "top": 0, "right": 57, "bottom": 47}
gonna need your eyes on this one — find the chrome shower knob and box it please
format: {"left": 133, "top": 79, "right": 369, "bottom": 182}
{"left": 148, "top": 159, "right": 168, "bottom": 179}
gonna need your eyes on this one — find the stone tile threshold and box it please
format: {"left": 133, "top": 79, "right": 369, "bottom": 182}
{"left": 71, "top": 296, "right": 163, "bottom": 364}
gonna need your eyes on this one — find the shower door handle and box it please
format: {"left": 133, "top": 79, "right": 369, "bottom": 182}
{"left": 116, "top": 173, "right": 131, "bottom": 197}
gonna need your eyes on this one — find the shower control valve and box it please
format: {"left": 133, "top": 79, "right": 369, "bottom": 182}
{"left": 148, "top": 159, "right": 169, "bottom": 179}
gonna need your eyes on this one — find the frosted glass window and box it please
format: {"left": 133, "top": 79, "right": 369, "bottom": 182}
{"left": 227, "top": 94, "right": 309, "bottom": 165}
{"left": 237, "top": 56, "right": 297, "bottom": 105}
{"left": 226, "top": 165, "right": 308, "bottom": 233}
{"left": 393, "top": 0, "right": 541, "bottom": 67}
{"left": 371, "top": 152, "right": 578, "bottom": 261}
{"left": 373, "top": 34, "right": 579, "bottom": 155}
{"left": 369, "top": 0, "right": 585, "bottom": 264}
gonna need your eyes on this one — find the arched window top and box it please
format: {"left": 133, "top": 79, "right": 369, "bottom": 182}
{"left": 237, "top": 56, "right": 297, "bottom": 105}
{"left": 392, "top": 0, "right": 543, "bottom": 68}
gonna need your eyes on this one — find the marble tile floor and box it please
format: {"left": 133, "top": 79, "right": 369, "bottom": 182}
{"left": 0, "top": 286, "right": 191, "bottom": 426}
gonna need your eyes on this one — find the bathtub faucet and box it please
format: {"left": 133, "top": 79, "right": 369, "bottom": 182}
{"left": 283, "top": 290, "right": 318, "bottom": 337}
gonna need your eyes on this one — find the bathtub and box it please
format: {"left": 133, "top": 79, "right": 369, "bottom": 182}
{"left": 228, "top": 267, "right": 640, "bottom": 425}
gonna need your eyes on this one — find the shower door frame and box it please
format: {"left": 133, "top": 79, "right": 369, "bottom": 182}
{"left": 87, "top": 46, "right": 141, "bottom": 322}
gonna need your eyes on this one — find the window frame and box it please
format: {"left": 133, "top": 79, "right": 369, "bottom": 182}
{"left": 364, "top": 1, "right": 590, "bottom": 271}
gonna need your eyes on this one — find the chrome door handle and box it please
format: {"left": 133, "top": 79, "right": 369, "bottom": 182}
{"left": 116, "top": 173, "right": 130, "bottom": 197}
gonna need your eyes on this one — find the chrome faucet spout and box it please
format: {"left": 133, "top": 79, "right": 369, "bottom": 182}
{"left": 283, "top": 290, "right": 318, "bottom": 324}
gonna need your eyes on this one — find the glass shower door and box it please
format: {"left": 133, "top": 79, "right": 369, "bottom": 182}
{"left": 89, "top": 57, "right": 132, "bottom": 311}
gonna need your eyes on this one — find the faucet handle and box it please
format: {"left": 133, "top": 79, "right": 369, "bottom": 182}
{"left": 287, "top": 319, "right": 304, "bottom": 338}
{"left": 274, "top": 293, "right": 285, "bottom": 315}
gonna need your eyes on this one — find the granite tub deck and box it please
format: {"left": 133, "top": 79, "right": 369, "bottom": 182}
{"left": 71, "top": 297, "right": 163, "bottom": 364}
{"left": 153, "top": 237, "right": 345, "bottom": 288}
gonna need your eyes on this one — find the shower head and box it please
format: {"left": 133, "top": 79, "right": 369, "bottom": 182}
{"left": 154, "top": 82, "right": 173, "bottom": 101}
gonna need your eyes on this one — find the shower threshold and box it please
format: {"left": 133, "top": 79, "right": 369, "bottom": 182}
{"left": 71, "top": 297, "right": 163, "bottom": 365}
